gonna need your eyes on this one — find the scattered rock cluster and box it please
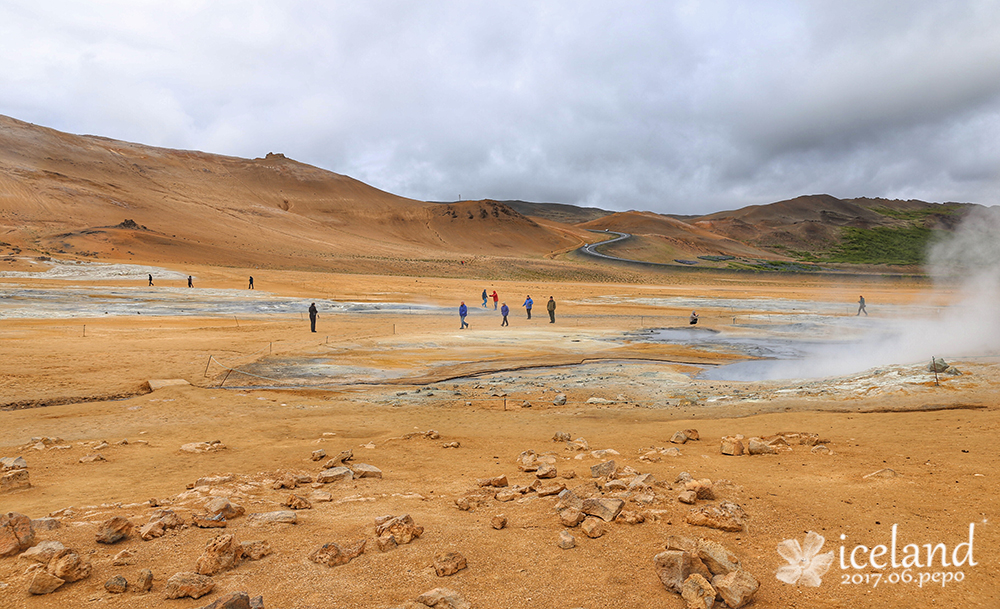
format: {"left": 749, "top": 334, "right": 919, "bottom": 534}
{"left": 655, "top": 535, "right": 759, "bottom": 608}
{"left": 309, "top": 513, "right": 423, "bottom": 568}
{"left": 721, "top": 431, "right": 832, "bottom": 456}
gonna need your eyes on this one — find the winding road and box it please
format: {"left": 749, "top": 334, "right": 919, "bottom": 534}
{"left": 578, "top": 230, "right": 634, "bottom": 261}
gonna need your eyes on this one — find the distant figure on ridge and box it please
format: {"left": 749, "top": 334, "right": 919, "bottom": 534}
{"left": 148, "top": 274, "right": 153, "bottom": 286}
{"left": 523, "top": 295, "right": 533, "bottom": 319}
{"left": 309, "top": 302, "right": 318, "bottom": 332}
{"left": 857, "top": 295, "right": 867, "bottom": 316}
{"left": 248, "top": 276, "right": 254, "bottom": 290}
{"left": 690, "top": 311, "right": 699, "bottom": 325}
{"left": 547, "top": 296, "right": 556, "bottom": 323}
{"left": 482, "top": 289, "right": 488, "bottom": 308}
{"left": 188, "top": 276, "right": 193, "bottom": 288}
{"left": 500, "top": 302, "right": 509, "bottom": 326}
{"left": 459, "top": 301, "right": 469, "bottom": 329}
{"left": 490, "top": 290, "right": 499, "bottom": 310}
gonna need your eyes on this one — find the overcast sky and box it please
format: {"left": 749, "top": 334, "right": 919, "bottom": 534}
{"left": 2, "top": 1, "right": 999, "bottom": 214}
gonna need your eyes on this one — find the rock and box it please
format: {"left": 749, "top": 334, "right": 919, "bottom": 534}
{"left": 458, "top": 493, "right": 493, "bottom": 508}
{"left": 195, "top": 474, "right": 234, "bottom": 487}
{"left": 271, "top": 474, "right": 298, "bottom": 490}
{"left": 0, "top": 456, "right": 28, "bottom": 470}
{"left": 205, "top": 497, "right": 245, "bottom": 519}
{"left": 192, "top": 513, "right": 228, "bottom": 528}
{"left": 616, "top": 510, "right": 645, "bottom": 524}
{"left": 553, "top": 394, "right": 567, "bottom": 406}
{"left": 309, "top": 540, "right": 366, "bottom": 567}
{"left": 491, "top": 515, "right": 507, "bottom": 530}
{"left": 747, "top": 437, "right": 776, "bottom": 455}
{"left": 628, "top": 473, "right": 657, "bottom": 490}
{"left": 28, "top": 569, "right": 65, "bottom": 595}
{"left": 284, "top": 494, "right": 312, "bottom": 510}
{"left": 96, "top": 516, "right": 132, "bottom": 543}
{"left": 670, "top": 431, "right": 689, "bottom": 444}
{"left": 552, "top": 431, "right": 571, "bottom": 442}
{"left": 376, "top": 533, "right": 398, "bottom": 552}
{"left": 351, "top": 463, "right": 383, "bottom": 479}
{"left": 590, "top": 449, "right": 619, "bottom": 459}
{"left": 555, "top": 489, "right": 583, "bottom": 510}
{"left": 323, "top": 449, "right": 354, "bottom": 468}
{"left": 811, "top": 445, "right": 833, "bottom": 455}
{"left": 47, "top": 548, "right": 92, "bottom": 581}
{"left": 317, "top": 466, "right": 354, "bottom": 484}
{"left": 686, "top": 501, "right": 746, "bottom": 532}
{"left": 136, "top": 568, "right": 153, "bottom": 592}
{"left": 79, "top": 453, "right": 106, "bottom": 463}
{"left": 105, "top": 575, "right": 128, "bottom": 593}
{"left": 603, "top": 479, "right": 628, "bottom": 492}
{"left": 537, "top": 482, "right": 566, "bottom": 496}
{"left": 376, "top": 514, "right": 423, "bottom": 544}
{"left": 697, "top": 538, "right": 741, "bottom": 575}
{"left": 586, "top": 397, "right": 614, "bottom": 405}
{"left": 566, "top": 437, "right": 589, "bottom": 451}
{"left": 199, "top": 591, "right": 252, "bottom": 609}
{"left": 180, "top": 441, "right": 227, "bottom": 453}
{"left": 28, "top": 519, "right": 59, "bottom": 535}
{"left": 311, "top": 490, "right": 333, "bottom": 502}
{"left": 433, "top": 552, "right": 468, "bottom": 576}
{"left": 1, "top": 468, "right": 30, "bottom": 492}
{"left": 676, "top": 471, "right": 694, "bottom": 484}
{"left": 561, "top": 469, "right": 577, "bottom": 479}
{"left": 678, "top": 490, "right": 697, "bottom": 504}
{"left": 164, "top": 572, "right": 215, "bottom": 599}
{"left": 240, "top": 540, "right": 272, "bottom": 560}
{"left": 140, "top": 520, "right": 166, "bottom": 540}
{"left": 415, "top": 587, "right": 471, "bottom": 609}
{"left": 477, "top": 475, "right": 508, "bottom": 488}
{"left": 558, "top": 530, "right": 576, "bottom": 549}
{"left": 863, "top": 468, "right": 898, "bottom": 479}
{"left": 712, "top": 569, "right": 759, "bottom": 608}
{"left": 20, "top": 540, "right": 65, "bottom": 564}
{"left": 654, "top": 550, "right": 692, "bottom": 593}
{"left": 559, "top": 508, "right": 586, "bottom": 527}
{"left": 442, "top": 441, "right": 461, "bottom": 448}
{"left": 684, "top": 429, "right": 700, "bottom": 440}
{"left": 195, "top": 534, "right": 242, "bottom": 575}
{"left": 247, "top": 511, "right": 297, "bottom": 524}
{"left": 681, "top": 573, "right": 716, "bottom": 609}
{"left": 112, "top": 549, "right": 136, "bottom": 566}
{"left": 685, "top": 479, "right": 715, "bottom": 500}
{"left": 535, "top": 463, "right": 557, "bottom": 479}
{"left": 720, "top": 436, "right": 745, "bottom": 456}
{"left": 311, "top": 449, "right": 327, "bottom": 461}
{"left": 581, "top": 497, "right": 624, "bottom": 522}
{"left": 590, "top": 460, "right": 616, "bottom": 478}
{"left": 929, "top": 357, "right": 949, "bottom": 373}
{"left": 580, "top": 517, "right": 605, "bottom": 538}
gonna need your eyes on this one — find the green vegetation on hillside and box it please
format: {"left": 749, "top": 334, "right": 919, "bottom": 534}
{"left": 825, "top": 226, "right": 938, "bottom": 265}
{"left": 870, "top": 205, "right": 961, "bottom": 221}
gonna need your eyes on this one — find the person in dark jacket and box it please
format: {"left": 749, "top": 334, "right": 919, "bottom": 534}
{"left": 500, "top": 302, "right": 509, "bottom": 326}
{"left": 523, "top": 295, "right": 533, "bottom": 319}
{"left": 309, "top": 302, "right": 318, "bottom": 332}
{"left": 148, "top": 274, "right": 153, "bottom": 286}
{"left": 857, "top": 295, "right": 867, "bottom": 316}
{"left": 482, "top": 289, "right": 488, "bottom": 308}
{"left": 187, "top": 276, "right": 193, "bottom": 288}
{"left": 547, "top": 296, "right": 556, "bottom": 323}
{"left": 459, "top": 301, "right": 469, "bottom": 329}
{"left": 248, "top": 276, "right": 254, "bottom": 289}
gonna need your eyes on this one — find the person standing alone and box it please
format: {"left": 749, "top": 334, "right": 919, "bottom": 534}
{"left": 459, "top": 301, "right": 469, "bottom": 329}
{"left": 309, "top": 302, "right": 318, "bottom": 332}
{"left": 148, "top": 274, "right": 153, "bottom": 286}
{"left": 523, "top": 295, "right": 533, "bottom": 319}
{"left": 248, "top": 276, "right": 254, "bottom": 289}
{"left": 547, "top": 296, "right": 556, "bottom": 323}
{"left": 857, "top": 295, "right": 867, "bottom": 316}
{"left": 500, "top": 302, "right": 509, "bottom": 326}
{"left": 188, "top": 276, "right": 193, "bottom": 288}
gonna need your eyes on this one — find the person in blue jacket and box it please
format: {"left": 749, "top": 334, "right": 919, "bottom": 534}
{"left": 500, "top": 302, "right": 509, "bottom": 326}
{"left": 523, "top": 295, "right": 533, "bottom": 319}
{"left": 482, "top": 289, "right": 488, "bottom": 308}
{"left": 459, "top": 301, "right": 469, "bottom": 329}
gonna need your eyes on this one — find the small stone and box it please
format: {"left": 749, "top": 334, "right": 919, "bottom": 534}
{"left": 712, "top": 569, "right": 759, "bottom": 608}
{"left": 811, "top": 445, "right": 833, "bottom": 455}
{"left": 180, "top": 442, "right": 227, "bottom": 453}
{"left": 415, "top": 587, "right": 470, "bottom": 609}
{"left": 309, "top": 540, "right": 366, "bottom": 567}
{"left": 654, "top": 550, "right": 692, "bottom": 593}
{"left": 670, "top": 431, "right": 689, "bottom": 444}
{"left": 272, "top": 474, "right": 297, "bottom": 490}
{"left": 537, "top": 482, "right": 567, "bottom": 496}
{"left": 697, "top": 538, "right": 741, "bottom": 575}
{"left": 561, "top": 469, "right": 577, "bottom": 479}
{"left": 1, "top": 468, "right": 31, "bottom": 492}
{"left": 553, "top": 394, "right": 567, "bottom": 406}
{"left": 96, "top": 516, "right": 132, "bottom": 544}
{"left": 19, "top": 540, "right": 65, "bottom": 564}
{"left": 684, "top": 429, "right": 700, "bottom": 440}
{"left": 863, "top": 468, "right": 898, "bottom": 479}
{"left": 555, "top": 489, "right": 583, "bottom": 510}
{"left": 195, "top": 534, "right": 243, "bottom": 576}
{"left": 105, "top": 575, "right": 128, "bottom": 594}
{"left": 720, "top": 436, "right": 745, "bottom": 456}
{"left": 311, "top": 490, "right": 333, "bottom": 502}
{"left": 205, "top": 497, "right": 244, "bottom": 519}
{"left": 553, "top": 431, "right": 571, "bottom": 442}
{"left": 581, "top": 497, "right": 624, "bottom": 522}
{"left": 376, "top": 533, "right": 398, "bottom": 552}
{"left": 676, "top": 471, "right": 694, "bottom": 484}
{"left": 201, "top": 591, "right": 253, "bottom": 609}
{"left": 580, "top": 517, "right": 605, "bottom": 538}
{"left": 686, "top": 501, "right": 746, "bottom": 532}
{"left": 311, "top": 449, "right": 327, "bottom": 461}
{"left": 535, "top": 464, "right": 557, "bottom": 479}
{"left": 590, "top": 460, "right": 616, "bottom": 478}
{"left": 491, "top": 514, "right": 507, "bottom": 530}
{"left": 241, "top": 540, "right": 272, "bottom": 560}
{"left": 136, "top": 568, "right": 153, "bottom": 592}
{"left": 477, "top": 475, "right": 509, "bottom": 488}
{"left": 747, "top": 437, "right": 776, "bottom": 455}
{"left": 442, "top": 441, "right": 461, "bottom": 448}
{"left": 433, "top": 552, "right": 468, "bottom": 576}
{"left": 678, "top": 490, "right": 697, "bottom": 504}
{"left": 351, "top": 463, "right": 383, "bottom": 479}
{"left": 285, "top": 494, "right": 312, "bottom": 510}
{"left": 192, "top": 513, "right": 228, "bottom": 528}
{"left": 375, "top": 514, "right": 423, "bottom": 544}
{"left": 164, "top": 572, "right": 215, "bottom": 599}
{"left": 685, "top": 479, "right": 715, "bottom": 500}
{"left": 558, "top": 530, "right": 576, "bottom": 549}
{"left": 28, "top": 569, "right": 65, "bottom": 595}
{"left": 112, "top": 548, "right": 136, "bottom": 566}
{"left": 559, "top": 508, "right": 586, "bottom": 527}
{"left": 317, "top": 466, "right": 354, "bottom": 484}
{"left": 0, "top": 456, "right": 28, "bottom": 470}
{"left": 616, "top": 510, "right": 645, "bottom": 524}
{"left": 247, "top": 511, "right": 297, "bottom": 524}
{"left": 603, "top": 479, "right": 628, "bottom": 492}
{"left": 47, "top": 548, "right": 92, "bottom": 582}
{"left": 681, "top": 573, "right": 716, "bottom": 609}
{"left": 30, "top": 518, "right": 59, "bottom": 533}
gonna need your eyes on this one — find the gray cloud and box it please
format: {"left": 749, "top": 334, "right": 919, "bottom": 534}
{"left": 2, "top": 1, "right": 999, "bottom": 214}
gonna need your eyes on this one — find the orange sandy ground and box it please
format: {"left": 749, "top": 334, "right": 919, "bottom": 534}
{"left": 1, "top": 267, "right": 998, "bottom": 609}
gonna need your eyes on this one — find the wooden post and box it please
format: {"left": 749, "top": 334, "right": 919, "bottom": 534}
{"left": 203, "top": 355, "right": 213, "bottom": 377}
{"left": 234, "top": 316, "right": 240, "bottom": 328}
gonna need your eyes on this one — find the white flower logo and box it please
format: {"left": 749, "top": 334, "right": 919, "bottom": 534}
{"left": 776, "top": 531, "right": 835, "bottom": 587}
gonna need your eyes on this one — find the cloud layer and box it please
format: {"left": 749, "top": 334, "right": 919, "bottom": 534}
{"left": 3, "top": 1, "right": 1000, "bottom": 213}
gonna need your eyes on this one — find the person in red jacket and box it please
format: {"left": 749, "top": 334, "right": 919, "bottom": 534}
{"left": 490, "top": 290, "right": 499, "bottom": 310}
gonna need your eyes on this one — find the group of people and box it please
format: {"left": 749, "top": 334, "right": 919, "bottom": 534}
{"left": 460, "top": 291, "right": 556, "bottom": 329}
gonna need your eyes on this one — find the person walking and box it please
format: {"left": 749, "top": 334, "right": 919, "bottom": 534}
{"left": 148, "top": 274, "right": 153, "bottom": 286}
{"left": 490, "top": 290, "right": 499, "bottom": 310}
{"left": 857, "top": 295, "right": 867, "bottom": 316}
{"left": 309, "top": 302, "right": 318, "bottom": 332}
{"left": 500, "top": 302, "right": 509, "bottom": 326}
{"left": 248, "top": 276, "right": 254, "bottom": 289}
{"left": 187, "top": 276, "right": 193, "bottom": 288}
{"left": 523, "top": 295, "right": 533, "bottom": 319}
{"left": 459, "top": 301, "right": 469, "bottom": 329}
{"left": 482, "top": 289, "right": 488, "bottom": 308}
{"left": 547, "top": 296, "right": 556, "bottom": 323}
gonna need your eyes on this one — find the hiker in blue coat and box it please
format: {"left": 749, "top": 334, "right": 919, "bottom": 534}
{"left": 523, "top": 295, "right": 533, "bottom": 319}
{"left": 482, "top": 289, "right": 488, "bottom": 307}
{"left": 500, "top": 302, "right": 509, "bottom": 326}
{"left": 459, "top": 301, "right": 469, "bottom": 329}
